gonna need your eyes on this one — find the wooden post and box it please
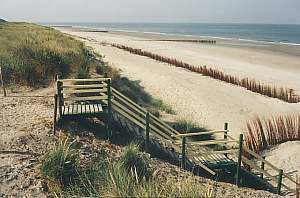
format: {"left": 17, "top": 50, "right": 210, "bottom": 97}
{"left": 277, "top": 169, "right": 283, "bottom": 195}
{"left": 224, "top": 122, "right": 228, "bottom": 156}
{"left": 181, "top": 137, "right": 186, "bottom": 169}
{"left": 296, "top": 175, "right": 300, "bottom": 198}
{"left": 53, "top": 94, "right": 58, "bottom": 134}
{"left": 107, "top": 78, "right": 112, "bottom": 141}
{"left": 57, "top": 80, "right": 63, "bottom": 117}
{"left": 260, "top": 157, "right": 265, "bottom": 179}
{"left": 145, "top": 112, "right": 150, "bottom": 152}
{"left": 236, "top": 134, "right": 243, "bottom": 187}
{"left": 0, "top": 66, "right": 7, "bottom": 97}
{"left": 289, "top": 89, "right": 293, "bottom": 102}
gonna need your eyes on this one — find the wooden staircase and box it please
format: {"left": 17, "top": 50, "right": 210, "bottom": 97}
{"left": 106, "top": 86, "right": 298, "bottom": 196}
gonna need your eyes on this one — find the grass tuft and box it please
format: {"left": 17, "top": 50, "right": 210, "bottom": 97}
{"left": 118, "top": 143, "right": 151, "bottom": 181}
{"left": 174, "top": 119, "right": 213, "bottom": 141}
{"left": 41, "top": 138, "right": 79, "bottom": 187}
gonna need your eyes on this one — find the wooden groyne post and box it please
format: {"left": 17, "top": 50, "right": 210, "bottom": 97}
{"left": 0, "top": 66, "right": 7, "bottom": 96}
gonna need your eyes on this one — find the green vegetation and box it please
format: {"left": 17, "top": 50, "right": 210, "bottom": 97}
{"left": 40, "top": 139, "right": 78, "bottom": 187}
{"left": 174, "top": 119, "right": 213, "bottom": 141}
{"left": 41, "top": 141, "right": 211, "bottom": 197}
{"left": 0, "top": 22, "right": 97, "bottom": 86}
{"left": 0, "top": 22, "right": 174, "bottom": 116}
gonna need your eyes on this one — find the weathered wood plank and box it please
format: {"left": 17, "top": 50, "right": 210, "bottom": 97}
{"left": 113, "top": 93, "right": 146, "bottom": 117}
{"left": 62, "top": 84, "right": 106, "bottom": 89}
{"left": 64, "top": 96, "right": 108, "bottom": 101}
{"left": 59, "top": 78, "right": 110, "bottom": 82}
{"left": 62, "top": 88, "right": 108, "bottom": 94}
{"left": 172, "top": 130, "right": 227, "bottom": 138}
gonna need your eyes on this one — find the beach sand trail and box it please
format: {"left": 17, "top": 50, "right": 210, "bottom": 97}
{"left": 59, "top": 29, "right": 300, "bottom": 138}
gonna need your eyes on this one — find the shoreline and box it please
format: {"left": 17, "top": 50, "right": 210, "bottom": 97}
{"left": 48, "top": 24, "right": 300, "bottom": 48}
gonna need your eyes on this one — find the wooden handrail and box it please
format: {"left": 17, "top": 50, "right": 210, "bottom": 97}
{"left": 194, "top": 149, "right": 238, "bottom": 155}
{"left": 149, "top": 113, "right": 180, "bottom": 135}
{"left": 58, "top": 78, "right": 110, "bottom": 82}
{"left": 112, "top": 88, "right": 147, "bottom": 113}
{"left": 241, "top": 156, "right": 278, "bottom": 183}
{"left": 113, "top": 90, "right": 146, "bottom": 117}
{"left": 243, "top": 147, "right": 281, "bottom": 172}
{"left": 174, "top": 139, "right": 238, "bottom": 146}
{"left": 172, "top": 130, "right": 228, "bottom": 138}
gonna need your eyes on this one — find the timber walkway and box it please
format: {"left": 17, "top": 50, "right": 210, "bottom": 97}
{"left": 109, "top": 86, "right": 298, "bottom": 196}
{"left": 53, "top": 77, "right": 299, "bottom": 196}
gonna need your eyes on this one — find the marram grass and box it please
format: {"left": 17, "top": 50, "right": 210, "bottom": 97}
{"left": 42, "top": 142, "right": 213, "bottom": 197}
{"left": 0, "top": 22, "right": 96, "bottom": 86}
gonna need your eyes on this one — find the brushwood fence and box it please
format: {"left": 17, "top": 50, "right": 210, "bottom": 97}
{"left": 107, "top": 43, "right": 300, "bottom": 103}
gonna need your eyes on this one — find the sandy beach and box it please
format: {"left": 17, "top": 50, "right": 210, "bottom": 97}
{"left": 56, "top": 27, "right": 300, "bottom": 139}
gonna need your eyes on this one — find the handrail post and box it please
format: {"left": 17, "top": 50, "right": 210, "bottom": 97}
{"left": 181, "top": 137, "right": 186, "bottom": 169}
{"left": 145, "top": 112, "right": 150, "bottom": 152}
{"left": 296, "top": 175, "right": 300, "bottom": 198}
{"left": 277, "top": 169, "right": 283, "bottom": 195}
{"left": 107, "top": 78, "right": 112, "bottom": 141}
{"left": 0, "top": 66, "right": 7, "bottom": 97}
{"left": 236, "top": 134, "right": 243, "bottom": 187}
{"left": 260, "top": 157, "right": 265, "bottom": 179}
{"left": 53, "top": 94, "right": 58, "bottom": 134}
{"left": 224, "top": 122, "right": 228, "bottom": 156}
{"left": 56, "top": 78, "right": 63, "bottom": 117}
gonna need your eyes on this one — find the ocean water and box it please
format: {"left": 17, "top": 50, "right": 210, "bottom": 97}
{"left": 47, "top": 23, "right": 300, "bottom": 45}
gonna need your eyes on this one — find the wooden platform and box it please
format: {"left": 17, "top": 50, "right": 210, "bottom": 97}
{"left": 61, "top": 104, "right": 103, "bottom": 115}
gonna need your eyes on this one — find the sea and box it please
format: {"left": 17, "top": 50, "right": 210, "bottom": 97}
{"left": 45, "top": 23, "right": 300, "bottom": 46}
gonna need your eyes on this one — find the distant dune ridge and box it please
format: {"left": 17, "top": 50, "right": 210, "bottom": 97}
{"left": 0, "top": 18, "right": 7, "bottom": 22}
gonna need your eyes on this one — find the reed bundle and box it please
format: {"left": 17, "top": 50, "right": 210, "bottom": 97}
{"left": 109, "top": 43, "right": 300, "bottom": 103}
{"left": 245, "top": 115, "right": 300, "bottom": 153}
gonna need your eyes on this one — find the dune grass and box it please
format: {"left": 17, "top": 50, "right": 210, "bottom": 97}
{"left": 42, "top": 141, "right": 212, "bottom": 197}
{"left": 173, "top": 119, "right": 213, "bottom": 141}
{"left": 109, "top": 42, "right": 300, "bottom": 103}
{"left": 0, "top": 22, "right": 97, "bottom": 86}
{"left": 40, "top": 138, "right": 79, "bottom": 187}
{"left": 244, "top": 115, "right": 300, "bottom": 153}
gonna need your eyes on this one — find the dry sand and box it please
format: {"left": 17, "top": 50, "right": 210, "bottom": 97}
{"left": 57, "top": 27, "right": 300, "bottom": 139}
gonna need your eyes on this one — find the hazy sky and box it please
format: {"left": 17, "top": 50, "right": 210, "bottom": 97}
{"left": 1, "top": 0, "right": 300, "bottom": 24}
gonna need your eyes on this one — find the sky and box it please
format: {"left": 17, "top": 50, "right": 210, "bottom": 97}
{"left": 1, "top": 0, "right": 300, "bottom": 24}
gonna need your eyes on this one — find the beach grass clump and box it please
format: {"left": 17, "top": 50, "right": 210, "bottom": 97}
{"left": 174, "top": 119, "right": 213, "bottom": 141}
{"left": 43, "top": 141, "right": 211, "bottom": 197}
{"left": 244, "top": 115, "right": 300, "bottom": 153}
{"left": 41, "top": 138, "right": 79, "bottom": 187}
{"left": 118, "top": 143, "right": 151, "bottom": 181}
{"left": 109, "top": 42, "right": 300, "bottom": 103}
{"left": 0, "top": 22, "right": 97, "bottom": 86}
{"left": 151, "top": 98, "right": 175, "bottom": 114}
